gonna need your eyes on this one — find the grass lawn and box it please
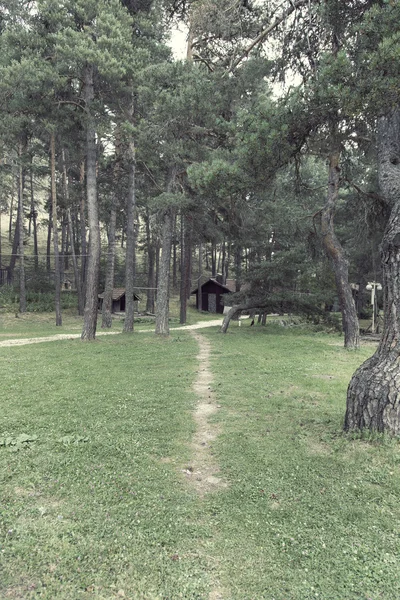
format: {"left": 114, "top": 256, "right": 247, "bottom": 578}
{"left": 0, "top": 302, "right": 217, "bottom": 341}
{"left": 1, "top": 321, "right": 400, "bottom": 599}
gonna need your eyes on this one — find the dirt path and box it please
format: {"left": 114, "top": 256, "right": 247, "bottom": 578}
{"left": 185, "top": 331, "right": 227, "bottom": 600}
{"left": 183, "top": 331, "right": 227, "bottom": 496}
{"left": 0, "top": 319, "right": 223, "bottom": 348}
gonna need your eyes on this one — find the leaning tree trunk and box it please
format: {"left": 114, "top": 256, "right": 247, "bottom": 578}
{"left": 155, "top": 206, "right": 175, "bottom": 336}
{"left": 320, "top": 150, "right": 360, "bottom": 349}
{"left": 81, "top": 64, "right": 100, "bottom": 341}
{"left": 50, "top": 133, "right": 62, "bottom": 326}
{"left": 345, "top": 109, "right": 400, "bottom": 435}
{"left": 220, "top": 304, "right": 244, "bottom": 333}
{"left": 123, "top": 139, "right": 137, "bottom": 333}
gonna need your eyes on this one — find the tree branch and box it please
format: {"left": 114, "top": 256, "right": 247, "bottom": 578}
{"left": 231, "top": 0, "right": 308, "bottom": 71}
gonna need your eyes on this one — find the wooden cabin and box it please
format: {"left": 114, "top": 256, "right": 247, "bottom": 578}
{"left": 192, "top": 278, "right": 235, "bottom": 314}
{"left": 98, "top": 288, "right": 140, "bottom": 314}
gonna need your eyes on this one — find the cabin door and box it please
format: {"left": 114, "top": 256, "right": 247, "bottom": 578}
{"left": 208, "top": 293, "right": 217, "bottom": 313}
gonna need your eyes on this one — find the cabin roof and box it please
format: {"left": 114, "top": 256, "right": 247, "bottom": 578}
{"left": 191, "top": 278, "right": 234, "bottom": 295}
{"left": 98, "top": 287, "right": 140, "bottom": 301}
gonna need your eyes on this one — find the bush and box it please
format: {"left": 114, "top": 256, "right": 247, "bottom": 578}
{"left": 0, "top": 286, "right": 78, "bottom": 312}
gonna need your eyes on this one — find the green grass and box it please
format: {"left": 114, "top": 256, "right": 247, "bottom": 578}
{"left": 0, "top": 299, "right": 217, "bottom": 340}
{"left": 0, "top": 333, "right": 213, "bottom": 599}
{"left": 201, "top": 324, "right": 400, "bottom": 599}
{"left": 1, "top": 321, "right": 399, "bottom": 599}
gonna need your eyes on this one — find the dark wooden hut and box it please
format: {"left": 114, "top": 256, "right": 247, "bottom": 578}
{"left": 98, "top": 288, "right": 140, "bottom": 313}
{"left": 191, "top": 278, "right": 235, "bottom": 314}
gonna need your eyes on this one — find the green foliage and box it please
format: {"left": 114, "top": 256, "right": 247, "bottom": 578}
{"left": 0, "top": 287, "right": 78, "bottom": 313}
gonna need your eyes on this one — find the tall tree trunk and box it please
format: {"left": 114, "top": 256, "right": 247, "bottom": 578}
{"left": 46, "top": 202, "right": 52, "bottom": 273}
{"left": 235, "top": 245, "right": 242, "bottom": 291}
{"left": 62, "top": 149, "right": 84, "bottom": 315}
{"left": 320, "top": 150, "right": 359, "bottom": 349}
{"left": 211, "top": 241, "right": 217, "bottom": 277}
{"left": 61, "top": 214, "right": 67, "bottom": 279}
{"left": 79, "top": 160, "right": 87, "bottom": 311}
{"left": 50, "top": 133, "right": 62, "bottom": 326}
{"left": 172, "top": 213, "right": 178, "bottom": 289}
{"left": 179, "top": 212, "right": 189, "bottom": 324}
{"left": 9, "top": 211, "right": 19, "bottom": 279}
{"left": 101, "top": 135, "right": 121, "bottom": 328}
{"left": 145, "top": 208, "right": 155, "bottom": 314}
{"left": 198, "top": 242, "right": 203, "bottom": 312}
{"left": 155, "top": 206, "right": 175, "bottom": 336}
{"left": 223, "top": 242, "right": 231, "bottom": 284}
{"left": 18, "top": 144, "right": 26, "bottom": 313}
{"left": 221, "top": 241, "right": 226, "bottom": 283}
{"left": 123, "top": 138, "right": 137, "bottom": 333}
{"left": 81, "top": 64, "right": 100, "bottom": 341}
{"left": 8, "top": 178, "right": 14, "bottom": 242}
{"left": 345, "top": 109, "right": 400, "bottom": 434}
{"left": 67, "top": 208, "right": 83, "bottom": 314}
{"left": 155, "top": 241, "right": 160, "bottom": 290}
{"left": 101, "top": 200, "right": 117, "bottom": 328}
{"left": 30, "top": 167, "right": 39, "bottom": 271}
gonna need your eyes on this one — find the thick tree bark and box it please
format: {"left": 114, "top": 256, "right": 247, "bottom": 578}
{"left": 81, "top": 64, "right": 100, "bottom": 341}
{"left": 220, "top": 304, "right": 249, "bottom": 333}
{"left": 123, "top": 139, "right": 137, "bottom": 333}
{"left": 320, "top": 150, "right": 360, "bottom": 349}
{"left": 50, "top": 133, "right": 62, "bottom": 326}
{"left": 155, "top": 206, "right": 175, "bottom": 336}
{"left": 345, "top": 109, "right": 400, "bottom": 434}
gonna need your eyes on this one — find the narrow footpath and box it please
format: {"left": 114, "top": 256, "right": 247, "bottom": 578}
{"left": 184, "top": 331, "right": 228, "bottom": 496}
{"left": 185, "top": 331, "right": 227, "bottom": 600}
